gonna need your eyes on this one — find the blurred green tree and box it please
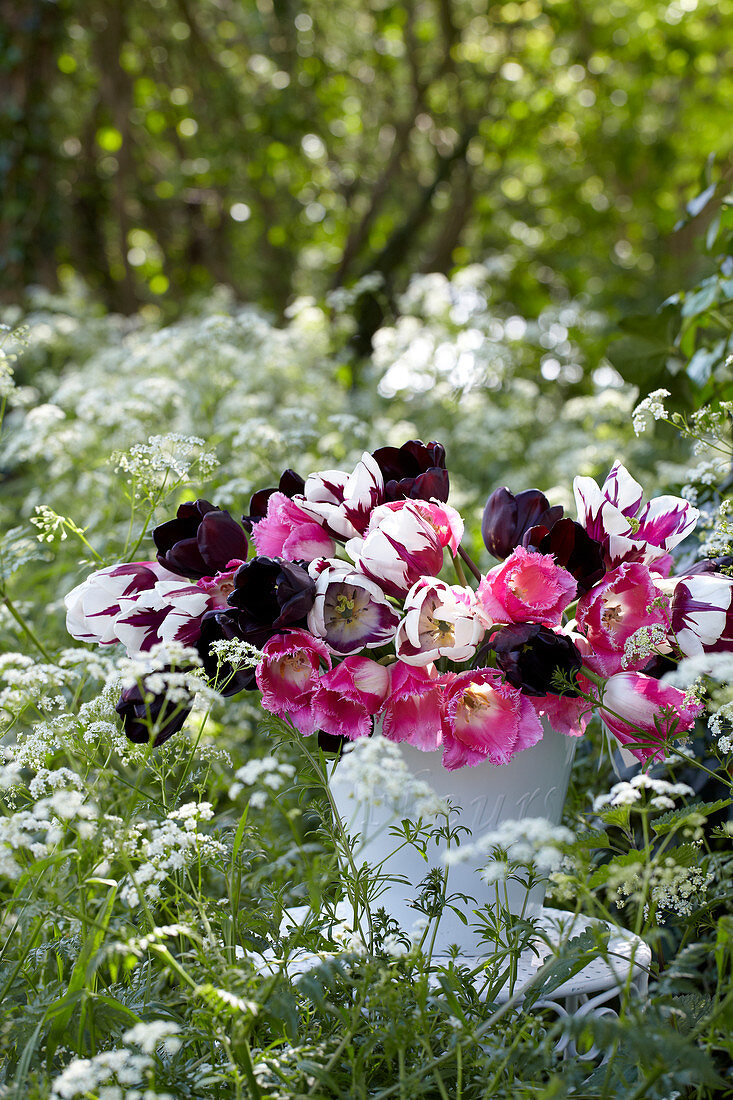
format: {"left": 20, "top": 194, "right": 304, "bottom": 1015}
{"left": 2, "top": 0, "right": 732, "bottom": 347}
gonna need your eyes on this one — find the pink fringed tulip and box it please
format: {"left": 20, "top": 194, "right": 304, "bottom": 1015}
{"left": 476, "top": 545, "right": 577, "bottom": 628}
{"left": 196, "top": 559, "right": 247, "bottom": 607}
{"left": 395, "top": 578, "right": 484, "bottom": 666}
{"left": 441, "top": 668, "right": 544, "bottom": 769}
{"left": 532, "top": 679, "right": 594, "bottom": 738}
{"left": 346, "top": 500, "right": 445, "bottom": 598}
{"left": 252, "top": 492, "right": 336, "bottom": 561}
{"left": 256, "top": 629, "right": 332, "bottom": 736}
{"left": 381, "top": 662, "right": 444, "bottom": 751}
{"left": 577, "top": 562, "right": 670, "bottom": 675}
{"left": 311, "top": 656, "right": 390, "bottom": 740}
{"left": 574, "top": 460, "right": 698, "bottom": 569}
{"left": 599, "top": 671, "right": 703, "bottom": 762}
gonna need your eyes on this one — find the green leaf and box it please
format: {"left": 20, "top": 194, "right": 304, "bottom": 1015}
{"left": 522, "top": 928, "right": 607, "bottom": 1009}
{"left": 652, "top": 798, "right": 731, "bottom": 836}
{"left": 572, "top": 829, "right": 614, "bottom": 850}
{"left": 44, "top": 884, "right": 118, "bottom": 1066}
{"left": 588, "top": 848, "right": 647, "bottom": 890}
{"left": 681, "top": 278, "right": 718, "bottom": 318}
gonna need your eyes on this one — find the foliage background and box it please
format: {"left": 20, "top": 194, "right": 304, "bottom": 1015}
{"left": 3, "top": 0, "right": 733, "bottom": 334}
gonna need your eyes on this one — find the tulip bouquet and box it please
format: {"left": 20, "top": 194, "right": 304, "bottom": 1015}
{"left": 65, "top": 439, "right": 732, "bottom": 768}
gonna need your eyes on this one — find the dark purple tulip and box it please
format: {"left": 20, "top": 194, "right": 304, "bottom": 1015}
{"left": 243, "top": 469, "right": 306, "bottom": 530}
{"left": 522, "top": 518, "right": 606, "bottom": 596}
{"left": 482, "top": 487, "right": 563, "bottom": 561}
{"left": 684, "top": 556, "right": 733, "bottom": 576}
{"left": 153, "top": 500, "right": 249, "bottom": 580}
{"left": 197, "top": 558, "right": 316, "bottom": 694}
{"left": 196, "top": 608, "right": 263, "bottom": 694}
{"left": 493, "top": 623, "right": 582, "bottom": 697}
{"left": 227, "top": 557, "right": 315, "bottom": 629}
{"left": 372, "top": 440, "right": 449, "bottom": 503}
{"left": 116, "top": 681, "right": 192, "bottom": 746}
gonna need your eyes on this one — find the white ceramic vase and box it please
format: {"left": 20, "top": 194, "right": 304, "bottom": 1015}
{"left": 329, "top": 719, "right": 576, "bottom": 956}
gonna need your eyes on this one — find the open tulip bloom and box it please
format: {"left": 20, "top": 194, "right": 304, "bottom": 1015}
{"left": 67, "top": 444, "right": 727, "bottom": 766}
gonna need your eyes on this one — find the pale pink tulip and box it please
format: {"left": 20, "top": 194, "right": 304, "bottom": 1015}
{"left": 311, "top": 656, "right": 390, "bottom": 740}
{"left": 476, "top": 545, "right": 577, "bottom": 628}
{"left": 599, "top": 671, "right": 703, "bottom": 762}
{"left": 441, "top": 668, "right": 544, "bottom": 769}
{"left": 395, "top": 578, "right": 484, "bottom": 665}
{"left": 380, "top": 662, "right": 444, "bottom": 751}
{"left": 256, "top": 629, "right": 332, "bottom": 736}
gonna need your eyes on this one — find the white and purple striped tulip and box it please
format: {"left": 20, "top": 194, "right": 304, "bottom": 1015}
{"left": 64, "top": 561, "right": 181, "bottom": 646}
{"left": 345, "top": 500, "right": 445, "bottom": 599}
{"left": 114, "top": 579, "right": 215, "bottom": 654}
{"left": 668, "top": 572, "right": 733, "bottom": 656}
{"left": 573, "top": 460, "right": 698, "bottom": 569}
{"left": 298, "top": 452, "right": 385, "bottom": 540}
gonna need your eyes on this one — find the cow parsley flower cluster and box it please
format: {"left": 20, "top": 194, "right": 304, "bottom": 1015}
{"left": 632, "top": 388, "right": 671, "bottom": 435}
{"left": 229, "top": 756, "right": 296, "bottom": 806}
{"left": 50, "top": 1020, "right": 180, "bottom": 1099}
{"left": 0, "top": 788, "right": 97, "bottom": 879}
{"left": 101, "top": 802, "right": 225, "bottom": 907}
{"left": 111, "top": 433, "right": 218, "bottom": 493}
{"left": 444, "top": 817, "right": 575, "bottom": 880}
{"left": 709, "top": 703, "right": 733, "bottom": 755}
{"left": 334, "top": 734, "right": 446, "bottom": 819}
{"left": 608, "top": 849, "right": 713, "bottom": 923}
{"left": 593, "top": 774, "right": 695, "bottom": 812}
{"left": 622, "top": 623, "right": 668, "bottom": 668}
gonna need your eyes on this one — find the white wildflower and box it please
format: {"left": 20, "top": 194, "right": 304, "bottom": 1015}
{"left": 209, "top": 638, "right": 264, "bottom": 671}
{"left": 334, "top": 735, "right": 447, "bottom": 820}
{"left": 381, "top": 932, "right": 409, "bottom": 958}
{"left": 664, "top": 652, "right": 733, "bottom": 688}
{"left": 108, "top": 803, "right": 225, "bottom": 906}
{"left": 632, "top": 388, "right": 671, "bottom": 435}
{"left": 622, "top": 623, "right": 668, "bottom": 669}
{"left": 111, "top": 433, "right": 218, "bottom": 493}
{"left": 445, "top": 817, "right": 574, "bottom": 875}
{"left": 50, "top": 1049, "right": 151, "bottom": 1098}
{"left": 594, "top": 773, "right": 695, "bottom": 812}
{"left": 229, "top": 756, "right": 295, "bottom": 800}
{"left": 123, "top": 1020, "right": 182, "bottom": 1055}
